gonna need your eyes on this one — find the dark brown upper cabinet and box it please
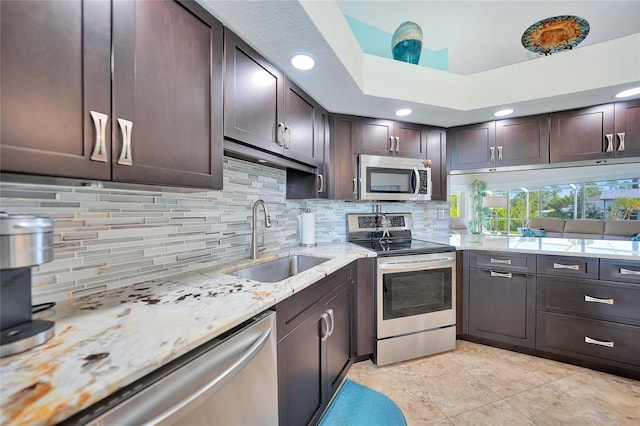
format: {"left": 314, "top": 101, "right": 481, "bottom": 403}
{"left": 111, "top": 0, "right": 223, "bottom": 188}
{"left": 1, "top": 0, "right": 111, "bottom": 180}
{"left": 329, "top": 115, "right": 359, "bottom": 200}
{"left": 425, "top": 127, "right": 447, "bottom": 201}
{"left": 449, "top": 115, "right": 549, "bottom": 171}
{"left": 614, "top": 99, "right": 640, "bottom": 159}
{"left": 224, "top": 29, "right": 320, "bottom": 168}
{"left": 358, "top": 118, "right": 424, "bottom": 158}
{"left": 549, "top": 100, "right": 640, "bottom": 163}
{"left": 1, "top": 0, "right": 223, "bottom": 189}
{"left": 550, "top": 104, "right": 615, "bottom": 163}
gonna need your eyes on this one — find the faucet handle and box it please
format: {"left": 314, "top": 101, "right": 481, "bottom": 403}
{"left": 265, "top": 215, "right": 272, "bottom": 228}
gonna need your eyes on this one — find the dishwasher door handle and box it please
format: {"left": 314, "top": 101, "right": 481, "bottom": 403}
{"left": 143, "top": 326, "right": 273, "bottom": 425}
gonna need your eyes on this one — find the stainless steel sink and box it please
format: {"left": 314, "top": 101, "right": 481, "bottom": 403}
{"left": 230, "top": 255, "right": 330, "bottom": 283}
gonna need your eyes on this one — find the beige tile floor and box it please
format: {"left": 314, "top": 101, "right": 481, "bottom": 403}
{"left": 346, "top": 340, "right": 640, "bottom": 425}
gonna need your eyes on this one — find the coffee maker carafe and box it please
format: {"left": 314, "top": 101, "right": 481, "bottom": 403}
{"left": 1, "top": 214, "right": 54, "bottom": 357}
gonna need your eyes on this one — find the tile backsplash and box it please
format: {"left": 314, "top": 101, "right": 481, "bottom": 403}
{"left": 0, "top": 157, "right": 449, "bottom": 303}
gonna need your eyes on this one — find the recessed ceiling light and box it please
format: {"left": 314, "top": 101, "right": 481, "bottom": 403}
{"left": 494, "top": 108, "right": 514, "bottom": 117}
{"left": 395, "top": 108, "right": 412, "bottom": 116}
{"left": 615, "top": 87, "right": 640, "bottom": 98}
{"left": 291, "top": 54, "right": 315, "bottom": 70}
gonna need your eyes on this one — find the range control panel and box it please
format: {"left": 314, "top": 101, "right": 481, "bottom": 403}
{"left": 348, "top": 213, "right": 414, "bottom": 232}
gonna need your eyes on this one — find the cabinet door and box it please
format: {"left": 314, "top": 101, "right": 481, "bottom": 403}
{"left": 315, "top": 107, "right": 330, "bottom": 199}
{"left": 358, "top": 118, "right": 395, "bottom": 155}
{"left": 495, "top": 114, "right": 549, "bottom": 167}
{"left": 112, "top": 0, "right": 223, "bottom": 189}
{"left": 329, "top": 115, "right": 358, "bottom": 200}
{"left": 468, "top": 268, "right": 536, "bottom": 348}
{"left": 425, "top": 127, "right": 447, "bottom": 201}
{"left": 550, "top": 104, "right": 615, "bottom": 163}
{"left": 448, "top": 121, "right": 496, "bottom": 170}
{"left": 393, "top": 121, "right": 425, "bottom": 158}
{"left": 614, "top": 99, "right": 640, "bottom": 158}
{"left": 224, "top": 28, "right": 284, "bottom": 155}
{"left": 277, "top": 313, "right": 325, "bottom": 426}
{"left": 283, "top": 80, "right": 319, "bottom": 167}
{"left": 325, "top": 283, "right": 354, "bottom": 399}
{"left": 0, "top": 0, "right": 111, "bottom": 180}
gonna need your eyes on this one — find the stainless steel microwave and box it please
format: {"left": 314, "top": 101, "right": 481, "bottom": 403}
{"left": 358, "top": 154, "right": 432, "bottom": 201}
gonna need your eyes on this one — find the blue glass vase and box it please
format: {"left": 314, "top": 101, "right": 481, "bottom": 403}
{"left": 391, "top": 21, "right": 423, "bottom": 64}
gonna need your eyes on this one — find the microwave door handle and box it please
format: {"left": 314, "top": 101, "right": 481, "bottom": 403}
{"left": 412, "top": 167, "right": 420, "bottom": 196}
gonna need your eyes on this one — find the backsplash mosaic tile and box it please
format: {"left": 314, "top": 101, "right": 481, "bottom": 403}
{"left": 0, "top": 157, "right": 449, "bottom": 303}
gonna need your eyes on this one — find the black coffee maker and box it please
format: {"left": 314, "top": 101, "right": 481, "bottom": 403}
{"left": 0, "top": 214, "right": 54, "bottom": 357}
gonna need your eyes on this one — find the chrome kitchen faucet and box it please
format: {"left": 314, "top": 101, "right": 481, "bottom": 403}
{"left": 251, "top": 199, "right": 272, "bottom": 259}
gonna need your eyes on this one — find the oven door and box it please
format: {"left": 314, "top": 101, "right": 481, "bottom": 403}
{"left": 377, "top": 253, "right": 455, "bottom": 338}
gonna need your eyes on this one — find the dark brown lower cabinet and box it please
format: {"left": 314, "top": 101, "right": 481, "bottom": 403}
{"left": 467, "top": 267, "right": 536, "bottom": 348}
{"left": 537, "top": 312, "right": 640, "bottom": 373}
{"left": 276, "top": 264, "right": 355, "bottom": 426}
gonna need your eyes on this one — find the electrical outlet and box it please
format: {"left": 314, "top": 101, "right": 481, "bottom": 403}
{"left": 422, "top": 210, "right": 428, "bottom": 220}
{"left": 437, "top": 210, "right": 446, "bottom": 220}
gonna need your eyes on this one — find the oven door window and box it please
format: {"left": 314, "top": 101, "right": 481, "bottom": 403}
{"left": 382, "top": 268, "right": 452, "bottom": 320}
{"left": 366, "top": 167, "right": 415, "bottom": 194}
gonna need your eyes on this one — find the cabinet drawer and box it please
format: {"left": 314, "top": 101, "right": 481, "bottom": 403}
{"left": 600, "top": 259, "right": 640, "bottom": 285}
{"left": 537, "top": 255, "right": 598, "bottom": 279}
{"left": 469, "top": 251, "right": 536, "bottom": 273}
{"left": 537, "top": 312, "right": 640, "bottom": 367}
{"left": 276, "top": 263, "right": 354, "bottom": 340}
{"left": 538, "top": 276, "right": 640, "bottom": 326}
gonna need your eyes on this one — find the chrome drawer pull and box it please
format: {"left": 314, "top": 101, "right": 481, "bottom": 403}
{"left": 489, "top": 146, "right": 495, "bottom": 161}
{"left": 490, "top": 271, "right": 512, "bottom": 278}
{"left": 620, "top": 268, "right": 640, "bottom": 276}
{"left": 395, "top": 136, "right": 400, "bottom": 152}
{"left": 497, "top": 145, "right": 503, "bottom": 161}
{"left": 553, "top": 263, "right": 579, "bottom": 270}
{"left": 585, "top": 336, "right": 614, "bottom": 348}
{"left": 277, "top": 122, "right": 285, "bottom": 146}
{"left": 90, "top": 111, "right": 109, "bottom": 162}
{"left": 388, "top": 136, "right": 394, "bottom": 151}
{"left": 617, "top": 132, "right": 625, "bottom": 152}
{"left": 584, "top": 295, "right": 614, "bottom": 305}
{"left": 605, "top": 134, "right": 614, "bottom": 152}
{"left": 490, "top": 258, "right": 511, "bottom": 265}
{"left": 117, "top": 118, "right": 133, "bottom": 166}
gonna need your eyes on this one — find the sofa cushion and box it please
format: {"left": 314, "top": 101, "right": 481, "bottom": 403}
{"left": 526, "top": 218, "right": 565, "bottom": 237}
{"left": 562, "top": 219, "right": 605, "bottom": 240}
{"left": 603, "top": 220, "right": 640, "bottom": 240}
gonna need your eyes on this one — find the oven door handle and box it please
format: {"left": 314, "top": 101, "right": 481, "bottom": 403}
{"left": 378, "top": 257, "right": 455, "bottom": 272}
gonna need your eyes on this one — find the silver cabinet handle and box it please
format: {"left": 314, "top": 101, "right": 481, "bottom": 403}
{"left": 352, "top": 178, "right": 357, "bottom": 195}
{"left": 117, "top": 118, "right": 133, "bottom": 166}
{"left": 327, "top": 308, "right": 335, "bottom": 337}
{"left": 320, "top": 312, "right": 330, "bottom": 341}
{"left": 395, "top": 136, "right": 400, "bottom": 152}
{"left": 585, "top": 336, "right": 614, "bottom": 348}
{"left": 620, "top": 267, "right": 640, "bottom": 276}
{"left": 490, "top": 258, "right": 512, "bottom": 265}
{"left": 497, "top": 146, "right": 503, "bottom": 161}
{"left": 388, "top": 136, "right": 394, "bottom": 151}
{"left": 553, "top": 263, "right": 579, "bottom": 270}
{"left": 317, "top": 174, "right": 324, "bottom": 193}
{"left": 584, "top": 295, "right": 614, "bottom": 305}
{"left": 284, "top": 126, "right": 291, "bottom": 149}
{"left": 617, "top": 132, "right": 625, "bottom": 152}
{"left": 490, "top": 271, "right": 513, "bottom": 278}
{"left": 489, "top": 146, "right": 495, "bottom": 161}
{"left": 277, "top": 122, "right": 285, "bottom": 146}
{"left": 90, "top": 111, "right": 109, "bottom": 162}
{"left": 605, "top": 134, "right": 614, "bottom": 152}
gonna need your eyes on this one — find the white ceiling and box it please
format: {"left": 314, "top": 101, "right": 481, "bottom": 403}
{"left": 198, "top": 0, "right": 640, "bottom": 127}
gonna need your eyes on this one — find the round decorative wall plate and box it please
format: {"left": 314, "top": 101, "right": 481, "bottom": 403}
{"left": 521, "top": 15, "right": 590, "bottom": 55}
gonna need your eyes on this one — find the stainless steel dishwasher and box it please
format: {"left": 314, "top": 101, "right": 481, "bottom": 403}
{"left": 81, "top": 310, "right": 278, "bottom": 426}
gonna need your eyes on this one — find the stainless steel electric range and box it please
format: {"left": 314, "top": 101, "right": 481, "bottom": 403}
{"left": 347, "top": 212, "right": 456, "bottom": 365}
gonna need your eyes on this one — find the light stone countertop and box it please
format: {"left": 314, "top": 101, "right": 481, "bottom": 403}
{"left": 0, "top": 243, "right": 376, "bottom": 426}
{"left": 449, "top": 234, "right": 640, "bottom": 260}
